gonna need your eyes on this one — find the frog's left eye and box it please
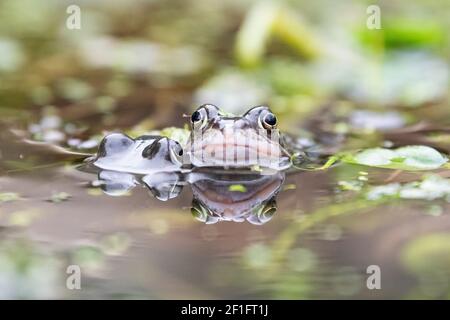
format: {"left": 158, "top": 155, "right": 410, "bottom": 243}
{"left": 260, "top": 112, "right": 277, "bottom": 129}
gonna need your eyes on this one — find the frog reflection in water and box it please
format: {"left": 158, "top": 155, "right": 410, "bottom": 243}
{"left": 188, "top": 171, "right": 284, "bottom": 225}
{"left": 83, "top": 105, "right": 308, "bottom": 224}
{"left": 91, "top": 168, "right": 283, "bottom": 225}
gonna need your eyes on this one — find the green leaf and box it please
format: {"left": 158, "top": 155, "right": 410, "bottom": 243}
{"left": 344, "top": 146, "right": 447, "bottom": 170}
{"left": 352, "top": 148, "right": 397, "bottom": 166}
{"left": 234, "top": 1, "right": 277, "bottom": 68}
{"left": 235, "top": 1, "right": 319, "bottom": 68}
{"left": 395, "top": 146, "right": 447, "bottom": 169}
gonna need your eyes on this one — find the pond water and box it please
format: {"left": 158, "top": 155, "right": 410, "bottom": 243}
{"left": 0, "top": 0, "right": 449, "bottom": 300}
{"left": 1, "top": 127, "right": 449, "bottom": 299}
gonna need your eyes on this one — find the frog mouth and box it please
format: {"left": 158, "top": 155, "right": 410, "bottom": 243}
{"left": 188, "top": 131, "right": 290, "bottom": 168}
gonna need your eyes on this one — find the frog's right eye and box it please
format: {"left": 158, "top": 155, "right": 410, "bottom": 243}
{"left": 191, "top": 110, "right": 202, "bottom": 123}
{"left": 190, "top": 108, "right": 208, "bottom": 129}
{"left": 191, "top": 199, "right": 218, "bottom": 224}
{"left": 190, "top": 104, "right": 219, "bottom": 129}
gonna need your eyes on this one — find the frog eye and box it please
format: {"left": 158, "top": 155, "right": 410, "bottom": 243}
{"left": 169, "top": 140, "right": 184, "bottom": 165}
{"left": 261, "top": 202, "right": 277, "bottom": 218}
{"left": 190, "top": 108, "right": 207, "bottom": 129}
{"left": 190, "top": 104, "right": 220, "bottom": 129}
{"left": 191, "top": 199, "right": 218, "bottom": 224}
{"left": 191, "top": 110, "right": 202, "bottom": 123}
{"left": 260, "top": 112, "right": 277, "bottom": 130}
{"left": 248, "top": 199, "right": 277, "bottom": 225}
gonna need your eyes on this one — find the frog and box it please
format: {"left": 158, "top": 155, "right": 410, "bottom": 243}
{"left": 80, "top": 104, "right": 321, "bottom": 224}
{"left": 91, "top": 132, "right": 184, "bottom": 175}
{"left": 82, "top": 133, "right": 185, "bottom": 200}
{"left": 184, "top": 104, "right": 293, "bottom": 171}
{"left": 88, "top": 105, "right": 316, "bottom": 175}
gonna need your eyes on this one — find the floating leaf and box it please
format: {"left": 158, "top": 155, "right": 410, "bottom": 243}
{"left": 366, "top": 184, "right": 401, "bottom": 201}
{"left": 366, "top": 175, "right": 450, "bottom": 201}
{"left": 352, "top": 148, "right": 398, "bottom": 166}
{"left": 338, "top": 180, "right": 364, "bottom": 192}
{"left": 47, "top": 192, "right": 71, "bottom": 203}
{"left": 344, "top": 146, "right": 447, "bottom": 170}
{"left": 0, "top": 192, "right": 22, "bottom": 203}
{"left": 395, "top": 146, "right": 447, "bottom": 169}
{"left": 283, "top": 184, "right": 297, "bottom": 191}
{"left": 400, "top": 175, "right": 450, "bottom": 200}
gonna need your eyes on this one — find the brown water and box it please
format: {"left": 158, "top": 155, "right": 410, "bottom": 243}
{"left": 1, "top": 140, "right": 449, "bottom": 299}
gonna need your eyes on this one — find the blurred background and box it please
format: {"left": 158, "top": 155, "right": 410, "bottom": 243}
{"left": 0, "top": 0, "right": 449, "bottom": 299}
